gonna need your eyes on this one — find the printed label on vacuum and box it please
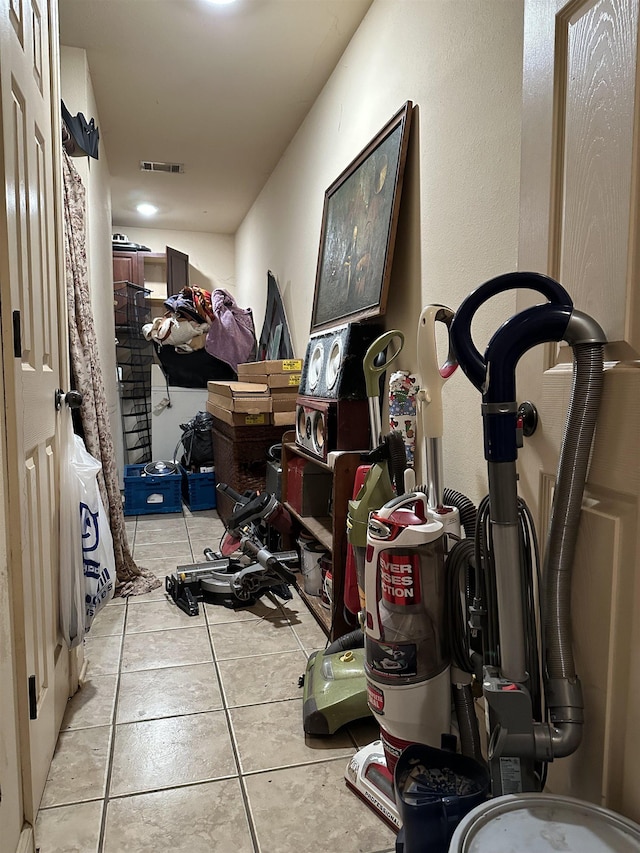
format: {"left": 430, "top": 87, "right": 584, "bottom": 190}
{"left": 367, "top": 684, "right": 385, "bottom": 714}
{"left": 379, "top": 732, "right": 402, "bottom": 760}
{"left": 368, "top": 639, "right": 418, "bottom": 678}
{"left": 499, "top": 757, "right": 523, "bottom": 794}
{"left": 379, "top": 552, "right": 421, "bottom": 605}
{"left": 363, "top": 790, "right": 401, "bottom": 828}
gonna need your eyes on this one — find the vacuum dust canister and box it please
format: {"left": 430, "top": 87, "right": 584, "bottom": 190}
{"left": 363, "top": 491, "right": 452, "bottom": 765}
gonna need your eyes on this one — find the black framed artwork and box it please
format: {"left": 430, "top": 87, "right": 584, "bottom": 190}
{"left": 310, "top": 101, "right": 413, "bottom": 332}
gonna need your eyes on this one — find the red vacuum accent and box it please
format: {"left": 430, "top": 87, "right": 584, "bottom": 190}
{"left": 344, "top": 464, "right": 371, "bottom": 614}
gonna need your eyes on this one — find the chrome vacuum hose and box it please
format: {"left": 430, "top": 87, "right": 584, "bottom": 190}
{"left": 544, "top": 342, "right": 604, "bottom": 680}
{"left": 538, "top": 327, "right": 605, "bottom": 760}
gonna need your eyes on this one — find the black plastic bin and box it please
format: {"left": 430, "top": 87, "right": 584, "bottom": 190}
{"left": 394, "top": 743, "right": 490, "bottom": 853}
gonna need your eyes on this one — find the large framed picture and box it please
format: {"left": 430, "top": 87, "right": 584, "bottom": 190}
{"left": 310, "top": 101, "right": 413, "bottom": 332}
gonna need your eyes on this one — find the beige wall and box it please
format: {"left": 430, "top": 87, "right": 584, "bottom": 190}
{"left": 118, "top": 226, "right": 235, "bottom": 296}
{"left": 60, "top": 46, "right": 123, "bottom": 472}
{"left": 235, "top": 0, "right": 524, "bottom": 505}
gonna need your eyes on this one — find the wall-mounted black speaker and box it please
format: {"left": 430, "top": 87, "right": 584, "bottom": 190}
{"left": 298, "top": 322, "right": 382, "bottom": 400}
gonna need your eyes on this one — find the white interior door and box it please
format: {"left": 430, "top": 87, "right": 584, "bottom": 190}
{"left": 0, "top": 0, "right": 74, "bottom": 825}
{"left": 517, "top": 0, "right": 640, "bottom": 821}
{"left": 0, "top": 460, "right": 28, "bottom": 853}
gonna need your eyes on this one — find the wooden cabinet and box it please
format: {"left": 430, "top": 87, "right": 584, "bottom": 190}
{"left": 113, "top": 245, "right": 189, "bottom": 314}
{"left": 281, "top": 430, "right": 361, "bottom": 640}
{"left": 113, "top": 249, "right": 145, "bottom": 286}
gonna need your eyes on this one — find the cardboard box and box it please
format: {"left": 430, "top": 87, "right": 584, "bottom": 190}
{"left": 270, "top": 387, "right": 299, "bottom": 398}
{"left": 238, "top": 359, "right": 303, "bottom": 375}
{"left": 237, "top": 372, "right": 301, "bottom": 389}
{"left": 207, "top": 380, "right": 269, "bottom": 397}
{"left": 272, "top": 410, "right": 296, "bottom": 426}
{"left": 207, "top": 392, "right": 272, "bottom": 414}
{"left": 206, "top": 400, "right": 271, "bottom": 427}
{"left": 271, "top": 395, "right": 298, "bottom": 413}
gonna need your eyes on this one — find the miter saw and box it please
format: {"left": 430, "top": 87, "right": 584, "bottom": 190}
{"left": 165, "top": 483, "right": 299, "bottom": 615}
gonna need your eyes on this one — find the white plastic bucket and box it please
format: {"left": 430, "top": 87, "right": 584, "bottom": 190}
{"left": 298, "top": 535, "right": 326, "bottom": 596}
{"left": 320, "top": 553, "right": 332, "bottom": 609}
{"left": 449, "top": 793, "right": 640, "bottom": 852}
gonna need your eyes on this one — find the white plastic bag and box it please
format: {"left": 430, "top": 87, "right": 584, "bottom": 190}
{"left": 59, "top": 413, "right": 115, "bottom": 647}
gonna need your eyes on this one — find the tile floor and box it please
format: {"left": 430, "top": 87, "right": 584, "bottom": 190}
{"left": 35, "top": 507, "right": 396, "bottom": 853}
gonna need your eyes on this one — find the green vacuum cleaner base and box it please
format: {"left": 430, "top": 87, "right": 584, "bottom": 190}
{"left": 302, "top": 647, "right": 371, "bottom": 735}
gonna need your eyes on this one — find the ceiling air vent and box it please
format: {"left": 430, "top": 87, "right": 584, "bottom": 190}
{"left": 140, "top": 161, "right": 184, "bottom": 174}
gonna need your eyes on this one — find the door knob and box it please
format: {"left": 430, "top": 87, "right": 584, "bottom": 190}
{"left": 55, "top": 389, "right": 83, "bottom": 410}
{"left": 517, "top": 400, "right": 538, "bottom": 437}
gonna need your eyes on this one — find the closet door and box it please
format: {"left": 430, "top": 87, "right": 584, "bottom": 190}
{"left": 166, "top": 244, "right": 189, "bottom": 293}
{"left": 517, "top": 0, "right": 640, "bottom": 821}
{"left": 0, "top": 0, "right": 74, "bottom": 829}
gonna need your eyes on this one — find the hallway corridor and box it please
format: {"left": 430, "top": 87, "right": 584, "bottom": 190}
{"left": 34, "top": 507, "right": 396, "bottom": 853}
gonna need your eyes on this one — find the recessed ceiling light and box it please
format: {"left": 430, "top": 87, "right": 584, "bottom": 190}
{"left": 137, "top": 203, "right": 158, "bottom": 216}
{"left": 205, "top": 0, "right": 237, "bottom": 5}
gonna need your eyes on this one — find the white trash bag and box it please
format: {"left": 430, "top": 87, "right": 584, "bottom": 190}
{"left": 59, "top": 414, "right": 115, "bottom": 648}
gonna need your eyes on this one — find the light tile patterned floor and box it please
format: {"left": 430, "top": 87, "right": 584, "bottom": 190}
{"left": 35, "top": 507, "right": 395, "bottom": 853}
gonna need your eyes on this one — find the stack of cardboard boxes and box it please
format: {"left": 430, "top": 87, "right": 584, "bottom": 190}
{"left": 206, "top": 358, "right": 302, "bottom": 427}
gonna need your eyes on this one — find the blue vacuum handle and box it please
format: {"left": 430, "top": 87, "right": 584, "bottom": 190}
{"left": 450, "top": 271, "right": 573, "bottom": 393}
{"left": 450, "top": 272, "right": 574, "bottom": 462}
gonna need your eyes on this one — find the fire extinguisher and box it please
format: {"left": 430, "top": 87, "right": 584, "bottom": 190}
{"left": 363, "top": 491, "right": 451, "bottom": 774}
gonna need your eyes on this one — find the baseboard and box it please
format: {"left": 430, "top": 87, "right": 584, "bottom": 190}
{"left": 17, "top": 824, "right": 34, "bottom": 853}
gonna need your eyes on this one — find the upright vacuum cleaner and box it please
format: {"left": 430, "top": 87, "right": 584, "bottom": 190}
{"left": 347, "top": 330, "right": 407, "bottom": 612}
{"left": 301, "top": 330, "right": 406, "bottom": 736}
{"left": 347, "top": 274, "right": 606, "bottom": 848}
{"left": 449, "top": 271, "right": 606, "bottom": 796}
{"left": 346, "top": 306, "right": 464, "bottom": 828}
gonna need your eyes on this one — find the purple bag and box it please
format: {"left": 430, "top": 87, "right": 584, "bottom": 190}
{"left": 205, "top": 289, "right": 256, "bottom": 372}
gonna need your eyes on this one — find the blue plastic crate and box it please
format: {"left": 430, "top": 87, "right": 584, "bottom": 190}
{"left": 123, "top": 464, "right": 182, "bottom": 516}
{"left": 181, "top": 466, "right": 217, "bottom": 511}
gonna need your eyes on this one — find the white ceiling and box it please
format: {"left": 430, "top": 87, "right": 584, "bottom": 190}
{"left": 59, "top": 0, "right": 373, "bottom": 235}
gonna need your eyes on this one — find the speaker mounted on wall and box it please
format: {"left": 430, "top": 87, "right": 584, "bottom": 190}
{"left": 298, "top": 322, "right": 382, "bottom": 400}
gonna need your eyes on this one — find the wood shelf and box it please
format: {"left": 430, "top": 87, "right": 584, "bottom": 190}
{"left": 298, "top": 589, "right": 332, "bottom": 634}
{"left": 284, "top": 502, "right": 332, "bottom": 550}
{"left": 283, "top": 440, "right": 332, "bottom": 471}
{"left": 281, "top": 429, "right": 362, "bottom": 641}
